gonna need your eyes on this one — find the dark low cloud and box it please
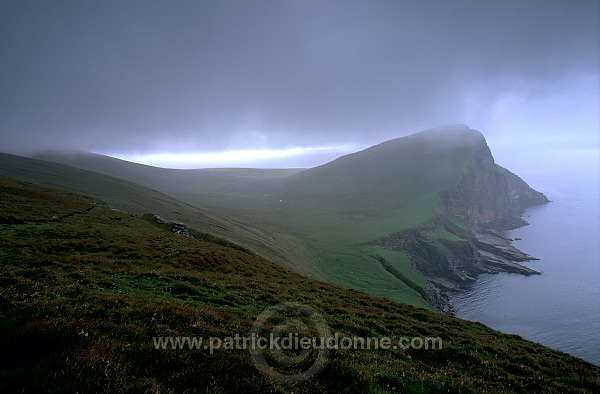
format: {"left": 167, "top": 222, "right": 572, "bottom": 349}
{"left": 0, "top": 0, "right": 598, "bottom": 156}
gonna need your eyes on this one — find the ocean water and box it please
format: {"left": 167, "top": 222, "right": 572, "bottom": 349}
{"left": 449, "top": 150, "right": 600, "bottom": 366}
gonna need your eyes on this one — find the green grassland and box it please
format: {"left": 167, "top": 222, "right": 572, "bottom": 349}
{"left": 0, "top": 152, "right": 315, "bottom": 279}
{"left": 1, "top": 154, "right": 435, "bottom": 308}
{"left": 1, "top": 177, "right": 598, "bottom": 392}
{"left": 25, "top": 127, "right": 491, "bottom": 310}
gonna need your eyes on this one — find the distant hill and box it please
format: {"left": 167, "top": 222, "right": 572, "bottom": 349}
{"left": 0, "top": 177, "right": 596, "bottom": 392}
{"left": 21, "top": 125, "right": 548, "bottom": 311}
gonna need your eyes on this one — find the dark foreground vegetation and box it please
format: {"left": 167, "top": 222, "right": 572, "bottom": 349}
{"left": 1, "top": 177, "right": 598, "bottom": 392}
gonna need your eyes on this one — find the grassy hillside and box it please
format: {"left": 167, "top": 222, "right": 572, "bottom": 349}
{"left": 1, "top": 177, "right": 598, "bottom": 392}
{"left": 0, "top": 152, "right": 320, "bottom": 284}
{"left": 17, "top": 151, "right": 432, "bottom": 308}
{"left": 30, "top": 126, "right": 496, "bottom": 309}
{"left": 24, "top": 125, "right": 550, "bottom": 312}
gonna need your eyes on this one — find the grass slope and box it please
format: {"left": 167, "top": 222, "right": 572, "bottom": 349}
{"left": 30, "top": 126, "right": 492, "bottom": 309}
{"left": 0, "top": 152, "right": 319, "bottom": 283}
{"left": 0, "top": 177, "right": 598, "bottom": 392}
{"left": 19, "top": 151, "right": 433, "bottom": 308}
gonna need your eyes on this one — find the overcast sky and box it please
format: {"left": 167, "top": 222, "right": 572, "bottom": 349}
{"left": 1, "top": 0, "right": 598, "bottom": 168}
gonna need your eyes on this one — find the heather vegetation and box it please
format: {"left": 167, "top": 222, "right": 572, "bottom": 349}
{"left": 1, "top": 177, "right": 598, "bottom": 392}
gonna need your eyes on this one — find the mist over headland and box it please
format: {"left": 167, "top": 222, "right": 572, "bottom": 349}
{"left": 0, "top": 1, "right": 597, "bottom": 168}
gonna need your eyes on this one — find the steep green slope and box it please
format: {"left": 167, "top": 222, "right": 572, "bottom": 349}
{"left": 0, "top": 177, "right": 597, "bottom": 392}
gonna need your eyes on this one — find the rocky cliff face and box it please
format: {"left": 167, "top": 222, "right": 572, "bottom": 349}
{"left": 439, "top": 134, "right": 549, "bottom": 230}
{"left": 496, "top": 165, "right": 550, "bottom": 207}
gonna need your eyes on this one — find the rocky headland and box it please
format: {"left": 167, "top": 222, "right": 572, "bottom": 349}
{"left": 370, "top": 129, "right": 549, "bottom": 313}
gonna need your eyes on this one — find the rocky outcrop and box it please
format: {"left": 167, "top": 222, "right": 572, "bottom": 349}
{"left": 371, "top": 216, "right": 538, "bottom": 281}
{"left": 369, "top": 215, "right": 540, "bottom": 312}
{"left": 144, "top": 213, "right": 194, "bottom": 237}
{"left": 143, "top": 213, "right": 253, "bottom": 254}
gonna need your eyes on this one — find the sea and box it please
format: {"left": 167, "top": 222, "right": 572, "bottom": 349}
{"left": 449, "top": 146, "right": 600, "bottom": 366}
